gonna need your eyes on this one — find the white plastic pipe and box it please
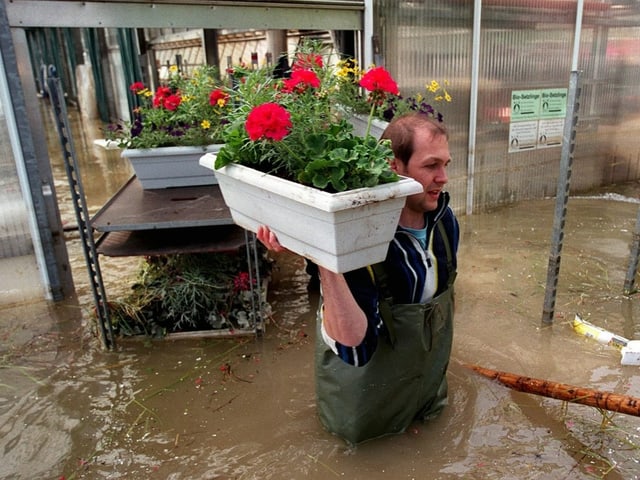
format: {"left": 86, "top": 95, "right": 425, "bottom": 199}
{"left": 466, "top": 0, "right": 482, "bottom": 215}
{"left": 363, "top": 0, "right": 373, "bottom": 68}
{"left": 572, "top": 0, "right": 585, "bottom": 71}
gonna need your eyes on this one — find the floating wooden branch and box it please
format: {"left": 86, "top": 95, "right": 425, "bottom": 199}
{"left": 465, "top": 364, "right": 640, "bottom": 417}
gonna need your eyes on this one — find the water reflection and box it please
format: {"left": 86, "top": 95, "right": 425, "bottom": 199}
{"left": 42, "top": 100, "right": 139, "bottom": 310}
{"left": 41, "top": 101, "right": 133, "bottom": 220}
{"left": 4, "top": 191, "right": 639, "bottom": 479}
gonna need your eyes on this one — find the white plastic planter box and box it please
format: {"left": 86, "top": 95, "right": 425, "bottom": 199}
{"left": 346, "top": 113, "right": 389, "bottom": 140}
{"left": 200, "top": 154, "right": 423, "bottom": 273}
{"left": 122, "top": 144, "right": 223, "bottom": 189}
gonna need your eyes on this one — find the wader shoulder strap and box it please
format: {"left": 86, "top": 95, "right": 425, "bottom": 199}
{"left": 367, "top": 220, "right": 456, "bottom": 345}
{"left": 367, "top": 262, "right": 397, "bottom": 345}
{"left": 437, "top": 221, "right": 456, "bottom": 288}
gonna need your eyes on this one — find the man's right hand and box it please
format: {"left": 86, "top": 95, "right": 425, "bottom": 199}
{"left": 256, "top": 225, "right": 287, "bottom": 253}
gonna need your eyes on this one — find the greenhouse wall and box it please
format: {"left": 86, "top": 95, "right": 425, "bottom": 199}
{"left": 374, "top": 0, "right": 640, "bottom": 214}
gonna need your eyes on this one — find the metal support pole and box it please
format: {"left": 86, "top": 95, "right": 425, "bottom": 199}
{"left": 623, "top": 206, "right": 640, "bottom": 295}
{"left": 541, "top": 71, "right": 581, "bottom": 325}
{"left": 244, "top": 230, "right": 264, "bottom": 335}
{"left": 47, "top": 67, "right": 115, "bottom": 348}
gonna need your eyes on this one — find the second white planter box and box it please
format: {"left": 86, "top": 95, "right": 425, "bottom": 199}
{"left": 122, "top": 144, "right": 223, "bottom": 189}
{"left": 200, "top": 154, "right": 423, "bottom": 273}
{"left": 347, "top": 113, "right": 390, "bottom": 140}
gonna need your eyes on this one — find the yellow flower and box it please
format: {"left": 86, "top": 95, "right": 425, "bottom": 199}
{"left": 336, "top": 59, "right": 361, "bottom": 79}
{"left": 335, "top": 67, "right": 349, "bottom": 79}
{"left": 425, "top": 80, "right": 452, "bottom": 102}
{"left": 169, "top": 65, "right": 178, "bottom": 73}
{"left": 201, "top": 119, "right": 211, "bottom": 129}
{"left": 427, "top": 80, "right": 440, "bottom": 93}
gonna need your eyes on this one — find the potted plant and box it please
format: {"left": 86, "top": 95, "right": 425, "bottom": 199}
{"left": 336, "top": 57, "right": 452, "bottom": 138}
{"left": 106, "top": 64, "right": 230, "bottom": 189}
{"left": 199, "top": 42, "right": 425, "bottom": 273}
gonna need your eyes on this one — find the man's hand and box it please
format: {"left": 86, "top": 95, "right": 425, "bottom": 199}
{"left": 256, "top": 225, "right": 287, "bottom": 253}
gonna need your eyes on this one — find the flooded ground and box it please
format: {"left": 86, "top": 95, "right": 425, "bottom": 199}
{"left": 1, "top": 104, "right": 640, "bottom": 479}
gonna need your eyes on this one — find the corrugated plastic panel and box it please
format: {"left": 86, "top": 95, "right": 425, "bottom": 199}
{"left": 0, "top": 99, "right": 33, "bottom": 259}
{"left": 375, "top": 0, "right": 640, "bottom": 214}
{"left": 374, "top": 0, "right": 472, "bottom": 213}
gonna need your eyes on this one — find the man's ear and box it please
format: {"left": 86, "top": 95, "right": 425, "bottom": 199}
{"left": 389, "top": 157, "right": 400, "bottom": 173}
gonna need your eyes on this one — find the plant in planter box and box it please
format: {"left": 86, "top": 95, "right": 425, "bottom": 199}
{"left": 214, "top": 43, "right": 402, "bottom": 193}
{"left": 108, "top": 251, "right": 270, "bottom": 338}
{"left": 334, "top": 58, "right": 452, "bottom": 126}
{"left": 106, "top": 64, "right": 230, "bottom": 149}
{"left": 200, "top": 42, "right": 428, "bottom": 272}
{"left": 105, "top": 64, "right": 232, "bottom": 188}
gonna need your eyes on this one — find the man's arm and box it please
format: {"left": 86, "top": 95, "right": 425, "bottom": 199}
{"left": 317, "top": 267, "right": 368, "bottom": 347}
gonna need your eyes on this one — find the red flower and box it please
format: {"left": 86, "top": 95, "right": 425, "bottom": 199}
{"left": 209, "top": 89, "right": 229, "bottom": 107}
{"left": 282, "top": 69, "right": 321, "bottom": 93}
{"left": 233, "top": 271, "right": 254, "bottom": 292}
{"left": 245, "top": 103, "right": 292, "bottom": 141}
{"left": 130, "top": 81, "right": 145, "bottom": 93}
{"left": 359, "top": 67, "right": 399, "bottom": 96}
{"left": 163, "top": 94, "right": 182, "bottom": 111}
{"left": 152, "top": 86, "right": 172, "bottom": 108}
{"left": 292, "top": 52, "right": 323, "bottom": 70}
{"left": 156, "top": 86, "right": 172, "bottom": 98}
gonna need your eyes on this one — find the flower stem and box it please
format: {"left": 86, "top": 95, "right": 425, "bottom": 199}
{"left": 277, "top": 138, "right": 305, "bottom": 176}
{"left": 366, "top": 101, "right": 376, "bottom": 138}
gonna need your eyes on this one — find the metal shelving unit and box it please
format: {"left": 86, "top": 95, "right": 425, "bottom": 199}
{"left": 48, "top": 69, "right": 264, "bottom": 349}
{"left": 91, "top": 177, "right": 266, "bottom": 347}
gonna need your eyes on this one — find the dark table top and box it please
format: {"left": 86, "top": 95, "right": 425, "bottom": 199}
{"left": 91, "top": 177, "right": 246, "bottom": 257}
{"left": 91, "top": 176, "right": 234, "bottom": 232}
{"left": 95, "top": 225, "right": 248, "bottom": 257}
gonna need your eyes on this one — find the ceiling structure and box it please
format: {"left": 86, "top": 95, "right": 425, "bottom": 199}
{"left": 3, "top": 0, "right": 364, "bottom": 29}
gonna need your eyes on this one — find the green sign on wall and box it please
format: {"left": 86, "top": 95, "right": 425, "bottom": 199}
{"left": 509, "top": 88, "right": 567, "bottom": 153}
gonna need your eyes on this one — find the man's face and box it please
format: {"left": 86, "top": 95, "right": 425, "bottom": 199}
{"left": 391, "top": 129, "right": 451, "bottom": 213}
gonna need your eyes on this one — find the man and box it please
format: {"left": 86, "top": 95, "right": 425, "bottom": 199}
{"left": 258, "top": 113, "right": 459, "bottom": 444}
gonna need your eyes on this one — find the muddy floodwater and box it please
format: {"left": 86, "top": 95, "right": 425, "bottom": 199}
{"left": 1, "top": 106, "right": 640, "bottom": 479}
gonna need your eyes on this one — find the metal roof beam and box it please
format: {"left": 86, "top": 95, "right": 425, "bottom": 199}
{"left": 5, "top": 0, "right": 363, "bottom": 30}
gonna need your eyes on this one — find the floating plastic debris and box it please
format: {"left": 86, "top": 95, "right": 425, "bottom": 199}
{"left": 572, "top": 314, "right": 640, "bottom": 365}
{"left": 621, "top": 341, "right": 640, "bottom": 366}
{"left": 572, "top": 314, "right": 629, "bottom": 349}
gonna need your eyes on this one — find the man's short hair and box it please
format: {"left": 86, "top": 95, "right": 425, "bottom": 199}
{"left": 381, "top": 113, "right": 449, "bottom": 165}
